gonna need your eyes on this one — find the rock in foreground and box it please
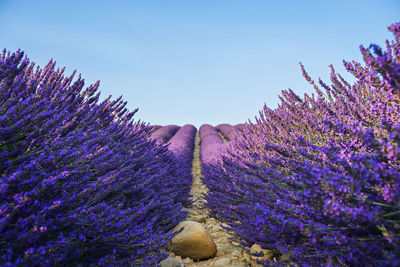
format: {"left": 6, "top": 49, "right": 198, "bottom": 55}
{"left": 171, "top": 221, "right": 217, "bottom": 260}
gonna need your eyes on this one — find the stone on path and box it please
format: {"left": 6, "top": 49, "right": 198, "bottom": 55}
{"left": 182, "top": 257, "right": 192, "bottom": 264}
{"left": 171, "top": 221, "right": 217, "bottom": 260}
{"left": 191, "top": 215, "right": 207, "bottom": 223}
{"left": 160, "top": 257, "right": 184, "bottom": 267}
{"left": 231, "top": 250, "right": 242, "bottom": 258}
{"left": 213, "top": 257, "right": 231, "bottom": 266}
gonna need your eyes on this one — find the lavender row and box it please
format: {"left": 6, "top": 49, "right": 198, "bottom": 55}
{"left": 198, "top": 124, "right": 233, "bottom": 219}
{"left": 233, "top": 123, "right": 246, "bottom": 133}
{"left": 202, "top": 23, "right": 400, "bottom": 266}
{"left": 167, "top": 124, "right": 197, "bottom": 206}
{"left": 216, "top": 123, "right": 239, "bottom": 141}
{"left": 0, "top": 50, "right": 188, "bottom": 266}
{"left": 199, "top": 124, "right": 226, "bottom": 171}
{"left": 198, "top": 124, "right": 242, "bottom": 234}
{"left": 149, "top": 125, "right": 162, "bottom": 132}
{"left": 150, "top": 125, "right": 180, "bottom": 144}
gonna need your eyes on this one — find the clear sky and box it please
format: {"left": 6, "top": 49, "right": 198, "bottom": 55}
{"left": 0, "top": 1, "right": 399, "bottom": 128}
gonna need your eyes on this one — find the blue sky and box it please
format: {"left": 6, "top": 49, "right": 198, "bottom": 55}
{"left": 0, "top": 1, "right": 399, "bottom": 128}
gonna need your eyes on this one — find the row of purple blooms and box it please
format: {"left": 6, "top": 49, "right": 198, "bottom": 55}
{"left": 0, "top": 50, "right": 196, "bottom": 266}
{"left": 199, "top": 23, "right": 400, "bottom": 266}
{"left": 150, "top": 124, "right": 197, "bottom": 207}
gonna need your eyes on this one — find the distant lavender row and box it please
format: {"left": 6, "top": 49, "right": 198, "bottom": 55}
{"left": 216, "top": 124, "right": 239, "bottom": 141}
{"left": 199, "top": 124, "right": 226, "bottom": 170}
{"left": 150, "top": 125, "right": 162, "bottom": 132}
{"left": 233, "top": 123, "right": 246, "bottom": 133}
{"left": 168, "top": 124, "right": 197, "bottom": 167}
{"left": 202, "top": 23, "right": 400, "bottom": 266}
{"left": 150, "top": 125, "right": 180, "bottom": 143}
{"left": 167, "top": 124, "right": 197, "bottom": 207}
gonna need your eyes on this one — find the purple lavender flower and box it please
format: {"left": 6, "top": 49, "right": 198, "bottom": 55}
{"left": 0, "top": 49, "right": 189, "bottom": 265}
{"left": 201, "top": 22, "right": 400, "bottom": 266}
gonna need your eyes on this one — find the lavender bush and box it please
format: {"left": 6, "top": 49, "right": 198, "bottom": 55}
{"left": 199, "top": 124, "right": 234, "bottom": 218}
{"left": 150, "top": 125, "right": 180, "bottom": 144}
{"left": 216, "top": 123, "right": 239, "bottom": 142}
{"left": 199, "top": 124, "right": 227, "bottom": 177}
{"left": 167, "top": 124, "right": 197, "bottom": 207}
{"left": 0, "top": 50, "right": 188, "bottom": 266}
{"left": 150, "top": 125, "right": 162, "bottom": 133}
{"left": 234, "top": 123, "right": 246, "bottom": 133}
{"left": 202, "top": 23, "right": 400, "bottom": 266}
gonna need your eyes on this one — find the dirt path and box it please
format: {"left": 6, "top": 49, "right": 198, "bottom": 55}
{"left": 169, "top": 132, "right": 259, "bottom": 267}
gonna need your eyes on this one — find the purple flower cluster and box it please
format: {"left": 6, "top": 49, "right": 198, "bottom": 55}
{"left": 201, "top": 23, "right": 400, "bottom": 266}
{"left": 167, "top": 124, "right": 197, "bottom": 207}
{"left": 0, "top": 50, "right": 189, "bottom": 266}
{"left": 150, "top": 125, "right": 180, "bottom": 144}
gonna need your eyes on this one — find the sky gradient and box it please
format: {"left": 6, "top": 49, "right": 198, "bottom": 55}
{"left": 1, "top": 1, "right": 399, "bottom": 128}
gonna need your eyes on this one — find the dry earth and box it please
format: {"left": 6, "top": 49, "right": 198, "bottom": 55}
{"left": 168, "top": 132, "right": 261, "bottom": 267}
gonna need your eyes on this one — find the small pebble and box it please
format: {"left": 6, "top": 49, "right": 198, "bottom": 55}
{"left": 160, "top": 257, "right": 182, "bottom": 267}
{"left": 215, "top": 250, "right": 225, "bottom": 257}
{"left": 231, "top": 250, "right": 242, "bottom": 257}
{"left": 182, "top": 257, "right": 192, "bottom": 264}
{"left": 213, "top": 257, "right": 231, "bottom": 266}
{"left": 191, "top": 215, "right": 207, "bottom": 223}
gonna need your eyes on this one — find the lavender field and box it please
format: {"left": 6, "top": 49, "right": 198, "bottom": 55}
{"left": 1, "top": 22, "right": 400, "bottom": 266}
